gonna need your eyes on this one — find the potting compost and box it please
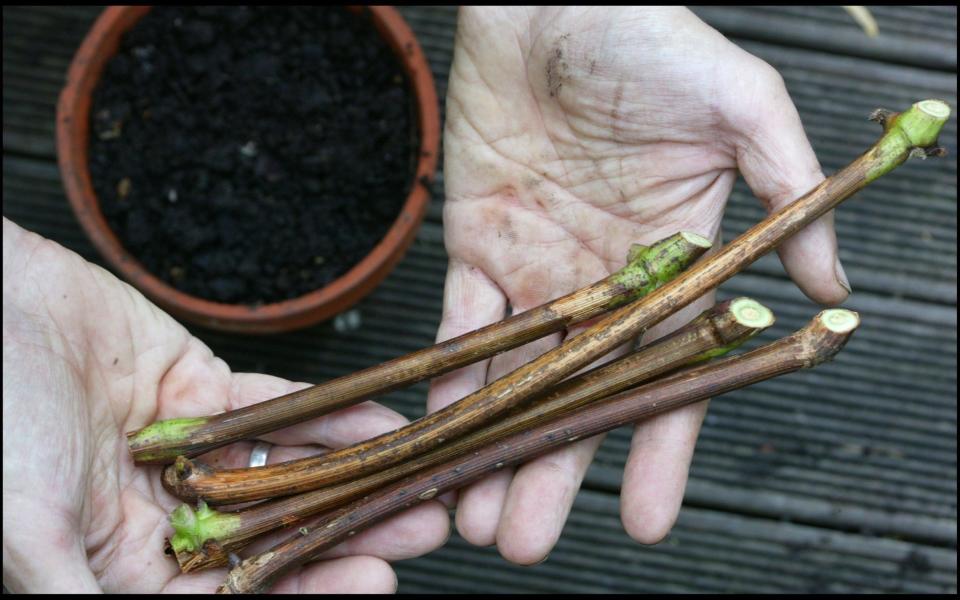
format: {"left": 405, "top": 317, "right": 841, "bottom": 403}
{"left": 89, "top": 6, "right": 416, "bottom": 304}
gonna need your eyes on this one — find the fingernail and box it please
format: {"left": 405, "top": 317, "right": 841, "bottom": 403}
{"left": 834, "top": 257, "right": 852, "bottom": 296}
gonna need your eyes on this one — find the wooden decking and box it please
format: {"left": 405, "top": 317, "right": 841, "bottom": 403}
{"left": 3, "top": 6, "right": 956, "bottom": 593}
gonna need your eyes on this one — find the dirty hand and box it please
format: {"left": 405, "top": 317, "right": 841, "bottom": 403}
{"left": 2, "top": 217, "right": 449, "bottom": 593}
{"left": 433, "top": 6, "right": 848, "bottom": 563}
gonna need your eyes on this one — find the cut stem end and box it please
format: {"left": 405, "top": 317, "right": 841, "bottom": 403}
{"left": 680, "top": 231, "right": 713, "bottom": 248}
{"left": 917, "top": 99, "right": 951, "bottom": 120}
{"left": 127, "top": 416, "right": 209, "bottom": 464}
{"left": 819, "top": 308, "right": 860, "bottom": 333}
{"left": 169, "top": 501, "right": 241, "bottom": 555}
{"left": 729, "top": 297, "right": 775, "bottom": 329}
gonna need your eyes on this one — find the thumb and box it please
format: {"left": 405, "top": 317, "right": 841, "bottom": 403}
{"left": 731, "top": 66, "right": 850, "bottom": 306}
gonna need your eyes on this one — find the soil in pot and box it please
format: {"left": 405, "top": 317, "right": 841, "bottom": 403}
{"left": 88, "top": 6, "right": 417, "bottom": 305}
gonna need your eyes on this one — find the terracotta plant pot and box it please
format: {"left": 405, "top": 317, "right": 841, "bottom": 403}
{"left": 57, "top": 6, "right": 439, "bottom": 334}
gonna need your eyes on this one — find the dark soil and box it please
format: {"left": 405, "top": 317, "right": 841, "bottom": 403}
{"left": 89, "top": 6, "right": 417, "bottom": 305}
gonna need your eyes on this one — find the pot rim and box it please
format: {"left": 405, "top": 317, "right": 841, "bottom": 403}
{"left": 56, "top": 5, "right": 440, "bottom": 333}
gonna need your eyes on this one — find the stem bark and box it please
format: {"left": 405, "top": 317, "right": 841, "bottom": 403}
{"left": 169, "top": 298, "right": 773, "bottom": 569}
{"left": 217, "top": 308, "right": 860, "bottom": 593}
{"left": 129, "top": 232, "right": 709, "bottom": 464}
{"left": 168, "top": 99, "right": 949, "bottom": 506}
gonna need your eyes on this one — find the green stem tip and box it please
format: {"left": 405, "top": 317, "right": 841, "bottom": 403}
{"left": 169, "top": 500, "right": 242, "bottom": 555}
{"left": 126, "top": 417, "right": 209, "bottom": 463}
{"left": 867, "top": 99, "right": 951, "bottom": 182}
{"left": 616, "top": 231, "right": 712, "bottom": 298}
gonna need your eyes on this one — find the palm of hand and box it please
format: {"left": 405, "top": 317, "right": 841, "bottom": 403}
{"left": 2, "top": 220, "right": 448, "bottom": 593}
{"left": 443, "top": 7, "right": 754, "bottom": 305}
{"left": 434, "top": 7, "right": 844, "bottom": 563}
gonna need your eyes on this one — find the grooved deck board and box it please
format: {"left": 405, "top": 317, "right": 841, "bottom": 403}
{"left": 2, "top": 5, "right": 956, "bottom": 594}
{"left": 392, "top": 489, "right": 956, "bottom": 594}
{"left": 690, "top": 5, "right": 957, "bottom": 71}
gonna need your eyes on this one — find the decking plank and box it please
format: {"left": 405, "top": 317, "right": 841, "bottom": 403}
{"left": 392, "top": 489, "right": 956, "bottom": 594}
{"left": 690, "top": 6, "right": 956, "bottom": 71}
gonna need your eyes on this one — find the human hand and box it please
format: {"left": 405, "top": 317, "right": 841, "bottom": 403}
{"left": 432, "top": 6, "right": 849, "bottom": 563}
{"left": 1, "top": 217, "right": 449, "bottom": 593}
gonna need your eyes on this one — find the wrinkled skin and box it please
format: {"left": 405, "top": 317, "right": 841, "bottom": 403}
{"left": 431, "top": 7, "right": 848, "bottom": 564}
{"left": 2, "top": 218, "right": 450, "bottom": 593}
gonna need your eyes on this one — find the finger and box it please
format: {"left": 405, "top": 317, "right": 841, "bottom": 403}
{"left": 193, "top": 437, "right": 327, "bottom": 471}
{"left": 426, "top": 259, "right": 507, "bottom": 513}
{"left": 426, "top": 259, "right": 507, "bottom": 414}
{"left": 436, "top": 490, "right": 458, "bottom": 510}
{"left": 193, "top": 373, "right": 410, "bottom": 470}
{"left": 151, "top": 337, "right": 234, "bottom": 419}
{"left": 164, "top": 556, "right": 398, "bottom": 594}
{"left": 273, "top": 556, "right": 397, "bottom": 594}
{"left": 490, "top": 228, "right": 719, "bottom": 557}
{"left": 489, "top": 312, "right": 636, "bottom": 563}
{"left": 619, "top": 292, "right": 715, "bottom": 543}
{"left": 454, "top": 324, "right": 563, "bottom": 547}
{"left": 778, "top": 210, "right": 849, "bottom": 305}
{"left": 243, "top": 500, "right": 450, "bottom": 562}
{"left": 496, "top": 434, "right": 603, "bottom": 564}
{"left": 227, "top": 373, "right": 409, "bottom": 448}
{"left": 455, "top": 242, "right": 640, "bottom": 550}
{"left": 729, "top": 63, "right": 849, "bottom": 306}
{"left": 452, "top": 468, "right": 513, "bottom": 546}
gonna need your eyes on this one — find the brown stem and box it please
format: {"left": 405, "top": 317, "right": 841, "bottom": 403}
{"left": 170, "top": 297, "right": 773, "bottom": 571}
{"left": 216, "top": 308, "right": 860, "bottom": 593}
{"left": 129, "top": 231, "right": 709, "bottom": 465}
{"left": 163, "top": 232, "right": 716, "bottom": 504}
{"left": 167, "top": 100, "right": 950, "bottom": 506}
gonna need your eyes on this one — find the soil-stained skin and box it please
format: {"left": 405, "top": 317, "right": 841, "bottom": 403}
{"left": 545, "top": 33, "right": 570, "bottom": 98}
{"left": 89, "top": 7, "right": 417, "bottom": 304}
